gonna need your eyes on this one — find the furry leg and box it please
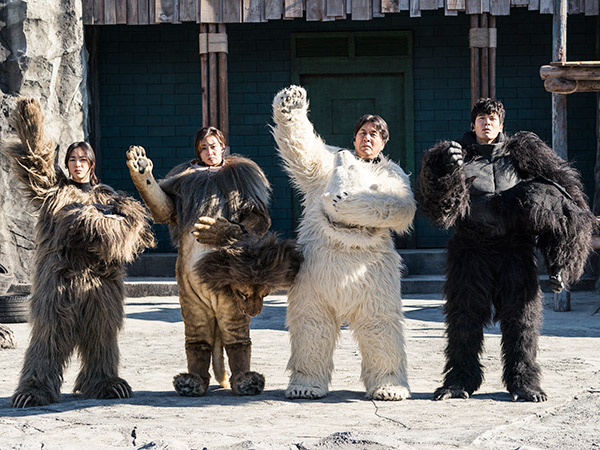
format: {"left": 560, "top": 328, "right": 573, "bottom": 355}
{"left": 173, "top": 341, "right": 212, "bottom": 397}
{"left": 74, "top": 294, "right": 130, "bottom": 400}
{"left": 286, "top": 295, "right": 340, "bottom": 399}
{"left": 225, "top": 343, "right": 264, "bottom": 396}
{"left": 494, "top": 244, "right": 546, "bottom": 402}
{"left": 351, "top": 314, "right": 410, "bottom": 401}
{"left": 435, "top": 237, "right": 494, "bottom": 400}
{"left": 11, "top": 327, "right": 72, "bottom": 408}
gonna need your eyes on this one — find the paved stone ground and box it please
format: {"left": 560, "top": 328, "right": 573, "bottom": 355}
{"left": 0, "top": 291, "right": 598, "bottom": 449}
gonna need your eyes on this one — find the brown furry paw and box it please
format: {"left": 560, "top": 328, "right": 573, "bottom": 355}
{"left": 84, "top": 376, "right": 132, "bottom": 399}
{"left": 230, "top": 371, "right": 265, "bottom": 396}
{"left": 192, "top": 216, "right": 243, "bottom": 246}
{"left": 173, "top": 372, "right": 209, "bottom": 397}
{"left": 11, "top": 387, "right": 55, "bottom": 408}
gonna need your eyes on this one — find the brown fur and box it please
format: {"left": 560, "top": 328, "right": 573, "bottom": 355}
{"left": 4, "top": 98, "right": 155, "bottom": 408}
{"left": 195, "top": 233, "right": 303, "bottom": 316}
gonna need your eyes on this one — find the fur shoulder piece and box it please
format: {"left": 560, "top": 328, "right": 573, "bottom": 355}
{"left": 507, "top": 131, "right": 589, "bottom": 209}
{"left": 3, "top": 98, "right": 62, "bottom": 204}
{"left": 417, "top": 140, "right": 472, "bottom": 228}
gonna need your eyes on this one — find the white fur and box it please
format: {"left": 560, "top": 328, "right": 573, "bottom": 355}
{"left": 271, "top": 86, "right": 416, "bottom": 400}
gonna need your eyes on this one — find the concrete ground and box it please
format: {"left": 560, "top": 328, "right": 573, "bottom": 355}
{"left": 0, "top": 290, "right": 599, "bottom": 450}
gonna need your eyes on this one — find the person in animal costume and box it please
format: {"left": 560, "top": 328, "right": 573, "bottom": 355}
{"left": 418, "top": 98, "right": 596, "bottom": 402}
{"left": 271, "top": 85, "right": 417, "bottom": 400}
{"left": 127, "top": 126, "right": 301, "bottom": 396}
{"left": 5, "top": 98, "right": 155, "bottom": 408}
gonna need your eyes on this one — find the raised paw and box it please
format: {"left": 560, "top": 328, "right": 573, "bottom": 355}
{"left": 367, "top": 385, "right": 410, "bottom": 401}
{"left": 285, "top": 383, "right": 327, "bottom": 399}
{"left": 126, "top": 145, "right": 153, "bottom": 176}
{"left": 511, "top": 387, "right": 547, "bottom": 402}
{"left": 231, "top": 371, "right": 265, "bottom": 396}
{"left": 86, "top": 376, "right": 132, "bottom": 400}
{"left": 273, "top": 85, "right": 308, "bottom": 116}
{"left": 433, "top": 386, "right": 470, "bottom": 401}
{"left": 173, "top": 372, "right": 209, "bottom": 397}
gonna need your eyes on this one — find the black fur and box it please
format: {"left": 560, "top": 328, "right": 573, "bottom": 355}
{"left": 419, "top": 131, "right": 595, "bottom": 402}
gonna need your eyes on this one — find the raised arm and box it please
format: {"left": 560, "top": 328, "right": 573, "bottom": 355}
{"left": 417, "top": 140, "right": 471, "bottom": 229}
{"left": 271, "top": 85, "right": 336, "bottom": 196}
{"left": 322, "top": 150, "right": 416, "bottom": 234}
{"left": 3, "top": 98, "right": 60, "bottom": 204}
{"left": 126, "top": 145, "right": 176, "bottom": 224}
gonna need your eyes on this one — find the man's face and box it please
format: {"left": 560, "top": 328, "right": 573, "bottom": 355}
{"left": 473, "top": 112, "right": 503, "bottom": 145}
{"left": 353, "top": 122, "right": 385, "bottom": 159}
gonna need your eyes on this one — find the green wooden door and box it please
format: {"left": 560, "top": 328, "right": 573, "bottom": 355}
{"left": 301, "top": 73, "right": 406, "bottom": 167}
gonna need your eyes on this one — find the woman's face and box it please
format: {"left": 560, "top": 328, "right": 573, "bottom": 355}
{"left": 199, "top": 135, "right": 224, "bottom": 166}
{"left": 67, "top": 147, "right": 92, "bottom": 183}
{"left": 353, "top": 122, "right": 385, "bottom": 159}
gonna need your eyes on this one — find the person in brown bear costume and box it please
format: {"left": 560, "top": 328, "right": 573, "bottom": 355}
{"left": 127, "top": 127, "right": 275, "bottom": 396}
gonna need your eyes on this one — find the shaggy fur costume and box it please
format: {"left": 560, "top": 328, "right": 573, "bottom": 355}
{"left": 126, "top": 147, "right": 273, "bottom": 396}
{"left": 271, "top": 85, "right": 417, "bottom": 400}
{"left": 418, "top": 130, "right": 595, "bottom": 402}
{"left": 5, "top": 98, "right": 155, "bottom": 408}
{"left": 195, "top": 232, "right": 303, "bottom": 317}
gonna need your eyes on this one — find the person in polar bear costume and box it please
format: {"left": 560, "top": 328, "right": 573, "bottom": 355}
{"left": 271, "top": 85, "right": 417, "bottom": 400}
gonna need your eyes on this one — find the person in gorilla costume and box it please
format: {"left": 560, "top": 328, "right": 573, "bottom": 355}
{"left": 5, "top": 98, "right": 155, "bottom": 408}
{"left": 418, "top": 98, "right": 595, "bottom": 402}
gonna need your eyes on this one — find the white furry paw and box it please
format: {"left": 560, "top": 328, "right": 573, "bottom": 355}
{"left": 273, "top": 85, "right": 308, "bottom": 117}
{"left": 367, "top": 385, "right": 410, "bottom": 401}
{"left": 285, "top": 383, "right": 327, "bottom": 399}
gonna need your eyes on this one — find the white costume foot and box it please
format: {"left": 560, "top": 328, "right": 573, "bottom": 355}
{"left": 285, "top": 383, "right": 328, "bottom": 399}
{"left": 367, "top": 385, "right": 410, "bottom": 401}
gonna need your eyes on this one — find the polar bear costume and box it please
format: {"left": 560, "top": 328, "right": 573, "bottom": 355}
{"left": 271, "top": 86, "right": 417, "bottom": 400}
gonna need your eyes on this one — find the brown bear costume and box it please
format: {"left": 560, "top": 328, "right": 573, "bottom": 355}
{"left": 5, "top": 98, "right": 155, "bottom": 408}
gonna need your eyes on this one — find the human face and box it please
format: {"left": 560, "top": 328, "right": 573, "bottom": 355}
{"left": 353, "top": 122, "right": 385, "bottom": 159}
{"left": 473, "top": 113, "right": 503, "bottom": 145}
{"left": 199, "top": 135, "right": 224, "bottom": 166}
{"left": 67, "top": 147, "right": 92, "bottom": 183}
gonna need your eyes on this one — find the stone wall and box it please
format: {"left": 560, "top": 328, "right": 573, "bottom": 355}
{"left": 0, "top": 0, "right": 88, "bottom": 283}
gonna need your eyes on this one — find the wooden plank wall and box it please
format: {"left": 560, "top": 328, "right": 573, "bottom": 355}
{"left": 82, "top": 0, "right": 599, "bottom": 23}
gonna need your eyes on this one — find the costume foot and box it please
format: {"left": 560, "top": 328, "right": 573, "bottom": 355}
{"left": 285, "top": 383, "right": 328, "bottom": 399}
{"left": 230, "top": 371, "right": 265, "bottom": 396}
{"left": 273, "top": 85, "right": 307, "bottom": 117}
{"left": 83, "top": 376, "right": 132, "bottom": 399}
{"left": 367, "top": 385, "right": 410, "bottom": 401}
{"left": 433, "top": 386, "right": 470, "bottom": 401}
{"left": 173, "top": 372, "right": 209, "bottom": 397}
{"left": 11, "top": 389, "right": 54, "bottom": 408}
{"left": 511, "top": 387, "right": 547, "bottom": 402}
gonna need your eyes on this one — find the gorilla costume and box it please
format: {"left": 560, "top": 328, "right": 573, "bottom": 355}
{"left": 418, "top": 110, "right": 595, "bottom": 402}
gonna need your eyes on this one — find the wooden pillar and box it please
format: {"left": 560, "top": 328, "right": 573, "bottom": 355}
{"left": 480, "top": 14, "right": 489, "bottom": 99}
{"left": 489, "top": 15, "right": 497, "bottom": 100}
{"left": 552, "top": 0, "right": 570, "bottom": 312}
{"left": 218, "top": 23, "right": 229, "bottom": 144}
{"left": 470, "top": 14, "right": 480, "bottom": 107}
{"left": 594, "top": 16, "right": 600, "bottom": 217}
{"left": 208, "top": 23, "right": 218, "bottom": 128}
{"left": 200, "top": 24, "right": 209, "bottom": 127}
{"left": 84, "top": 26, "right": 102, "bottom": 178}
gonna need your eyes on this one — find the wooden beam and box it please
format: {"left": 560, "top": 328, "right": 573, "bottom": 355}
{"left": 481, "top": 13, "right": 489, "bottom": 99}
{"left": 284, "top": 0, "right": 303, "bottom": 17}
{"left": 116, "top": 0, "right": 127, "bottom": 23}
{"left": 470, "top": 14, "right": 480, "bottom": 107}
{"left": 138, "top": 0, "right": 149, "bottom": 24}
{"left": 201, "top": 24, "right": 209, "bottom": 127}
{"left": 545, "top": 78, "right": 600, "bottom": 93}
{"left": 218, "top": 23, "right": 229, "bottom": 143}
{"left": 223, "top": 0, "right": 243, "bottom": 21}
{"left": 209, "top": 24, "right": 218, "bottom": 127}
{"left": 540, "top": 64, "right": 600, "bottom": 80}
{"left": 127, "top": 0, "right": 138, "bottom": 24}
{"left": 180, "top": 0, "right": 197, "bottom": 21}
{"left": 489, "top": 15, "right": 496, "bottom": 99}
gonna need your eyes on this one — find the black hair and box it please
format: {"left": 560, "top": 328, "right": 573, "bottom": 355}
{"left": 352, "top": 114, "right": 389, "bottom": 144}
{"left": 64, "top": 141, "right": 98, "bottom": 185}
{"left": 471, "top": 98, "right": 506, "bottom": 125}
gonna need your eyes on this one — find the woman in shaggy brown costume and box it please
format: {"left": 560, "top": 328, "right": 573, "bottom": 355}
{"left": 127, "top": 126, "right": 283, "bottom": 396}
{"left": 5, "top": 98, "right": 155, "bottom": 408}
